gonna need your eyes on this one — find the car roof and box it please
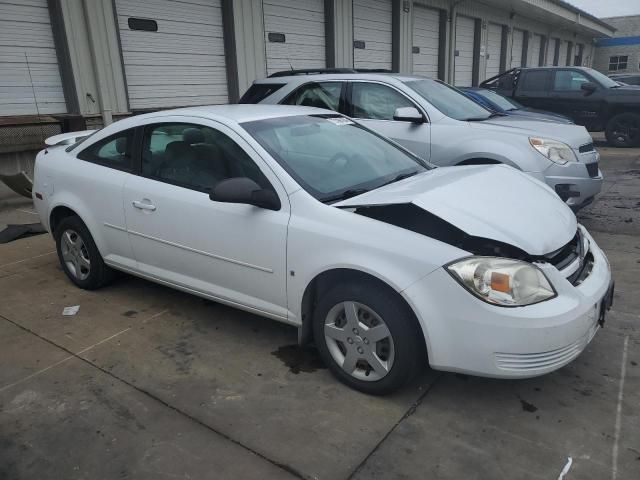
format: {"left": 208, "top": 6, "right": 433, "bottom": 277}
{"left": 253, "top": 73, "right": 432, "bottom": 84}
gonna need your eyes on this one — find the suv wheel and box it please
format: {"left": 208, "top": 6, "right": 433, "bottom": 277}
{"left": 605, "top": 113, "right": 640, "bottom": 147}
{"left": 54, "top": 216, "right": 115, "bottom": 289}
{"left": 312, "top": 281, "right": 424, "bottom": 395}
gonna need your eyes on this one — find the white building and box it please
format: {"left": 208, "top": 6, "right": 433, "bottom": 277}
{"left": 0, "top": 0, "right": 614, "bottom": 174}
{"left": 593, "top": 15, "right": 640, "bottom": 75}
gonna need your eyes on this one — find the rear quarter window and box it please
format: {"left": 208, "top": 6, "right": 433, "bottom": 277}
{"left": 238, "top": 83, "right": 286, "bottom": 104}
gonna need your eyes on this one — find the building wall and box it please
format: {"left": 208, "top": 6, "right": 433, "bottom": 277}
{"left": 594, "top": 15, "right": 640, "bottom": 75}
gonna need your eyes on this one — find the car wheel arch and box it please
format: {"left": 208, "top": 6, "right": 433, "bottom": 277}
{"left": 48, "top": 202, "right": 106, "bottom": 257}
{"left": 49, "top": 205, "right": 78, "bottom": 235}
{"left": 298, "top": 268, "right": 428, "bottom": 358}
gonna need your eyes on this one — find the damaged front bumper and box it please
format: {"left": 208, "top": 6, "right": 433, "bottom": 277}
{"left": 402, "top": 228, "right": 612, "bottom": 378}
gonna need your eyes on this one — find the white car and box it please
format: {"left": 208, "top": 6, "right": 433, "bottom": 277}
{"left": 33, "top": 105, "right": 613, "bottom": 395}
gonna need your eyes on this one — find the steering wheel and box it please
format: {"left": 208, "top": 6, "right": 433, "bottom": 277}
{"left": 328, "top": 152, "right": 351, "bottom": 169}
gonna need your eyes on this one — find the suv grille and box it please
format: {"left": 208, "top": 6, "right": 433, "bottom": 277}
{"left": 579, "top": 143, "right": 595, "bottom": 153}
{"left": 586, "top": 162, "right": 599, "bottom": 177}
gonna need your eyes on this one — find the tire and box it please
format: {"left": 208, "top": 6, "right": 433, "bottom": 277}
{"left": 312, "top": 281, "right": 425, "bottom": 395}
{"left": 54, "top": 216, "right": 115, "bottom": 290}
{"left": 605, "top": 113, "right": 640, "bottom": 148}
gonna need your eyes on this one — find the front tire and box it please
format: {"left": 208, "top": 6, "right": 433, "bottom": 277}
{"left": 54, "top": 216, "right": 114, "bottom": 290}
{"left": 605, "top": 113, "right": 640, "bottom": 147}
{"left": 312, "top": 281, "right": 424, "bottom": 395}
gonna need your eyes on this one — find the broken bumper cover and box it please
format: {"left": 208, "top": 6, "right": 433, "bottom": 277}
{"left": 402, "top": 229, "right": 612, "bottom": 378}
{"left": 542, "top": 153, "right": 603, "bottom": 210}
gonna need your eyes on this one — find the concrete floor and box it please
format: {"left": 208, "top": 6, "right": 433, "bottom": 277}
{"left": 0, "top": 145, "right": 638, "bottom": 480}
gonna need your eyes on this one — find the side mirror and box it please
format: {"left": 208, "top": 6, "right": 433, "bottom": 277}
{"left": 581, "top": 82, "right": 597, "bottom": 94}
{"left": 393, "top": 107, "right": 424, "bottom": 123}
{"left": 209, "top": 177, "right": 281, "bottom": 211}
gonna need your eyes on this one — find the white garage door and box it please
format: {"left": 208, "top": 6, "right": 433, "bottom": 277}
{"left": 528, "top": 34, "right": 543, "bottom": 67}
{"left": 511, "top": 29, "right": 525, "bottom": 68}
{"left": 353, "top": 0, "right": 392, "bottom": 69}
{"left": 546, "top": 38, "right": 558, "bottom": 66}
{"left": 558, "top": 40, "right": 568, "bottom": 66}
{"left": 0, "top": 0, "right": 66, "bottom": 115}
{"left": 411, "top": 5, "right": 440, "bottom": 78}
{"left": 454, "top": 15, "right": 475, "bottom": 87}
{"left": 115, "top": 0, "right": 228, "bottom": 110}
{"left": 264, "top": 0, "right": 325, "bottom": 76}
{"left": 485, "top": 23, "right": 502, "bottom": 79}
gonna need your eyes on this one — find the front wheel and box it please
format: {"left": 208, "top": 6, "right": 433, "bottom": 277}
{"left": 605, "top": 113, "right": 640, "bottom": 147}
{"left": 312, "top": 282, "right": 425, "bottom": 395}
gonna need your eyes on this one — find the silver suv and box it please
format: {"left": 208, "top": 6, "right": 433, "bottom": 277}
{"left": 241, "top": 70, "right": 602, "bottom": 211}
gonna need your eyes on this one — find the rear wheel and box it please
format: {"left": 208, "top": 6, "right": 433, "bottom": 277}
{"left": 312, "top": 281, "right": 424, "bottom": 395}
{"left": 54, "top": 216, "right": 115, "bottom": 289}
{"left": 605, "top": 113, "right": 640, "bottom": 147}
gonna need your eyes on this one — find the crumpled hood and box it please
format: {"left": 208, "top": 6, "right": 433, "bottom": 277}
{"left": 335, "top": 164, "right": 576, "bottom": 256}
{"left": 468, "top": 116, "right": 591, "bottom": 148}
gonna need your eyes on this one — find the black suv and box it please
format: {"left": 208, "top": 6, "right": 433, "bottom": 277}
{"left": 481, "top": 67, "right": 640, "bottom": 147}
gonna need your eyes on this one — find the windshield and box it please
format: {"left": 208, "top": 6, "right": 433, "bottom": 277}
{"left": 475, "top": 89, "right": 521, "bottom": 111}
{"left": 242, "top": 115, "right": 429, "bottom": 203}
{"left": 405, "top": 80, "right": 492, "bottom": 121}
{"left": 587, "top": 69, "right": 619, "bottom": 88}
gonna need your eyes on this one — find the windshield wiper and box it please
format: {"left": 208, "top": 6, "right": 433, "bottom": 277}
{"left": 379, "top": 170, "right": 420, "bottom": 187}
{"left": 322, "top": 188, "right": 369, "bottom": 203}
{"left": 467, "top": 112, "right": 504, "bottom": 121}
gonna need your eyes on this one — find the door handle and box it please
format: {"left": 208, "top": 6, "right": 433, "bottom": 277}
{"left": 132, "top": 200, "right": 156, "bottom": 211}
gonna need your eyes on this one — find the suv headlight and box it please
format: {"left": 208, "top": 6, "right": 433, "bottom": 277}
{"left": 529, "top": 137, "right": 577, "bottom": 165}
{"left": 447, "top": 257, "right": 556, "bottom": 307}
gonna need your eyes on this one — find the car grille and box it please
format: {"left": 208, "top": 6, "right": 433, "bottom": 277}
{"left": 586, "top": 162, "right": 599, "bottom": 177}
{"left": 579, "top": 143, "right": 595, "bottom": 153}
{"left": 494, "top": 326, "right": 597, "bottom": 372}
{"left": 542, "top": 229, "right": 592, "bottom": 286}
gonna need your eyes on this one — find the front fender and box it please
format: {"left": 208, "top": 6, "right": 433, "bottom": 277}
{"left": 48, "top": 194, "right": 107, "bottom": 256}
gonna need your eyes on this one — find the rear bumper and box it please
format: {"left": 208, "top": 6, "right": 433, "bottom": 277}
{"left": 403, "top": 227, "right": 612, "bottom": 378}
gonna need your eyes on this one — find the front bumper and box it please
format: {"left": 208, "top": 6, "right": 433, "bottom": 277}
{"left": 542, "top": 150, "right": 603, "bottom": 210}
{"left": 402, "top": 228, "right": 612, "bottom": 378}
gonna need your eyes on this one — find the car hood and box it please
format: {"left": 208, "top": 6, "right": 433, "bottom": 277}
{"left": 334, "top": 164, "right": 576, "bottom": 256}
{"left": 468, "top": 116, "right": 590, "bottom": 148}
{"left": 511, "top": 109, "right": 573, "bottom": 124}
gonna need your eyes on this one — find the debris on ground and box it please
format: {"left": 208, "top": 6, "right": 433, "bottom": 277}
{"left": 0, "top": 223, "right": 46, "bottom": 243}
{"left": 62, "top": 306, "right": 80, "bottom": 316}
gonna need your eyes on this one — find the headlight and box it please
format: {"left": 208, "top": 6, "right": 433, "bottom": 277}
{"left": 529, "top": 137, "right": 577, "bottom": 165}
{"left": 447, "top": 257, "right": 556, "bottom": 307}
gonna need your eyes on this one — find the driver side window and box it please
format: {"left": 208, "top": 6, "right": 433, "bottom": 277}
{"left": 351, "top": 83, "right": 416, "bottom": 120}
{"left": 141, "top": 123, "right": 271, "bottom": 192}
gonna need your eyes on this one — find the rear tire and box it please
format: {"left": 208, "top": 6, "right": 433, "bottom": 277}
{"left": 312, "top": 281, "right": 425, "bottom": 395}
{"left": 54, "top": 216, "right": 115, "bottom": 290}
{"left": 605, "top": 113, "right": 640, "bottom": 147}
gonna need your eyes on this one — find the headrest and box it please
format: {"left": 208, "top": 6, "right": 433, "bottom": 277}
{"left": 183, "top": 128, "right": 205, "bottom": 145}
{"left": 115, "top": 137, "right": 127, "bottom": 154}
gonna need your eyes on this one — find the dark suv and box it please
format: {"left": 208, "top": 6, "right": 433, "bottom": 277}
{"left": 481, "top": 67, "right": 640, "bottom": 147}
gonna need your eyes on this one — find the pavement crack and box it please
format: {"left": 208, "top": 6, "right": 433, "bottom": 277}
{"left": 0, "top": 313, "right": 307, "bottom": 480}
{"left": 347, "top": 372, "right": 444, "bottom": 480}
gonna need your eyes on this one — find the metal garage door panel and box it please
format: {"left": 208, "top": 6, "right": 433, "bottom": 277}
{"left": 511, "top": 29, "right": 524, "bottom": 68}
{"left": 454, "top": 15, "right": 475, "bottom": 87}
{"left": 546, "top": 38, "right": 557, "bottom": 66}
{"left": 264, "top": 0, "right": 326, "bottom": 75}
{"left": 558, "top": 40, "right": 568, "bottom": 66}
{"left": 528, "top": 33, "right": 543, "bottom": 67}
{"left": 412, "top": 5, "right": 440, "bottom": 78}
{"left": 116, "top": 0, "right": 228, "bottom": 110}
{"left": 0, "top": 0, "right": 66, "bottom": 115}
{"left": 485, "top": 23, "right": 502, "bottom": 79}
{"left": 353, "top": 0, "right": 392, "bottom": 69}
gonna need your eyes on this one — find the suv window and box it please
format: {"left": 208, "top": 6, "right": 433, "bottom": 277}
{"left": 351, "top": 83, "right": 415, "bottom": 120}
{"left": 239, "top": 83, "right": 286, "bottom": 104}
{"left": 141, "top": 123, "right": 271, "bottom": 193}
{"left": 77, "top": 129, "right": 134, "bottom": 170}
{"left": 517, "top": 70, "right": 551, "bottom": 94}
{"left": 283, "top": 82, "right": 342, "bottom": 111}
{"left": 553, "top": 70, "right": 590, "bottom": 91}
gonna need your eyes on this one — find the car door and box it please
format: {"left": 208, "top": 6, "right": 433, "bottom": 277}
{"left": 347, "top": 81, "right": 431, "bottom": 161}
{"left": 72, "top": 128, "right": 136, "bottom": 268}
{"left": 549, "top": 69, "right": 605, "bottom": 127}
{"left": 512, "top": 70, "right": 552, "bottom": 111}
{"left": 122, "top": 118, "right": 290, "bottom": 320}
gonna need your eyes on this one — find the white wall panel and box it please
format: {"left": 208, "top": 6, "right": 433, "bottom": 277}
{"left": 115, "top": 0, "right": 228, "bottom": 109}
{"left": 264, "top": 0, "right": 325, "bottom": 75}
{"left": 511, "top": 28, "right": 525, "bottom": 68}
{"left": 0, "top": 0, "right": 66, "bottom": 115}
{"left": 558, "top": 39, "right": 568, "bottom": 66}
{"left": 454, "top": 15, "right": 475, "bottom": 87}
{"left": 353, "top": 0, "right": 392, "bottom": 69}
{"left": 528, "top": 33, "right": 543, "bottom": 67}
{"left": 485, "top": 22, "right": 503, "bottom": 79}
{"left": 412, "top": 5, "right": 440, "bottom": 78}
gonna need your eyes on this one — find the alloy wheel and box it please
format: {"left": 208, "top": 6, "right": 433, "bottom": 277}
{"left": 612, "top": 118, "right": 640, "bottom": 145}
{"left": 324, "top": 301, "right": 395, "bottom": 381}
